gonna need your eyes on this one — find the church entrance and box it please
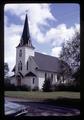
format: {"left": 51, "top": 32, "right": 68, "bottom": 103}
{"left": 17, "top": 75, "right": 21, "bottom": 86}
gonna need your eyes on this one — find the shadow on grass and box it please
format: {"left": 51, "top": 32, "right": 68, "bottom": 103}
{"left": 42, "top": 97, "right": 80, "bottom": 109}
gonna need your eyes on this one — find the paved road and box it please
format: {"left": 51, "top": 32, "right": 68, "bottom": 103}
{"left": 5, "top": 97, "right": 80, "bottom": 116}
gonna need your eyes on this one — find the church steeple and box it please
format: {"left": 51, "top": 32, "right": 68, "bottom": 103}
{"left": 17, "top": 14, "right": 34, "bottom": 49}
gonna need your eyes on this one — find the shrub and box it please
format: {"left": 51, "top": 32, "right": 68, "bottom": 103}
{"left": 4, "top": 83, "right": 17, "bottom": 91}
{"left": 42, "top": 78, "right": 52, "bottom": 92}
{"left": 52, "top": 83, "right": 80, "bottom": 92}
{"left": 32, "top": 86, "right": 39, "bottom": 91}
{"left": 54, "top": 83, "right": 65, "bottom": 91}
{"left": 4, "top": 83, "right": 32, "bottom": 91}
{"left": 17, "top": 85, "right": 31, "bottom": 91}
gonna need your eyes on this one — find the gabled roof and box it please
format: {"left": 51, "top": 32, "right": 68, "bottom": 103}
{"left": 32, "top": 52, "right": 62, "bottom": 73}
{"left": 10, "top": 75, "right": 15, "bottom": 78}
{"left": 12, "top": 52, "right": 67, "bottom": 73}
{"left": 12, "top": 66, "right": 15, "bottom": 72}
{"left": 16, "top": 72, "right": 24, "bottom": 78}
{"left": 18, "top": 72, "right": 24, "bottom": 78}
{"left": 25, "top": 72, "right": 36, "bottom": 77}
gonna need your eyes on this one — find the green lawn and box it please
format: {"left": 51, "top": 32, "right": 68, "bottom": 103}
{"left": 5, "top": 91, "right": 80, "bottom": 100}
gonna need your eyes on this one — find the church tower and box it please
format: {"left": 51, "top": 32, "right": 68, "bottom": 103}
{"left": 15, "top": 14, "right": 35, "bottom": 77}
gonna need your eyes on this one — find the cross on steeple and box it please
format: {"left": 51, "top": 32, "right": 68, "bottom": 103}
{"left": 17, "top": 11, "right": 34, "bottom": 49}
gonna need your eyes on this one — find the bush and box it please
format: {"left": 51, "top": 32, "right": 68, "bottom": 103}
{"left": 4, "top": 83, "right": 17, "bottom": 91}
{"left": 4, "top": 83, "right": 32, "bottom": 91}
{"left": 52, "top": 83, "right": 80, "bottom": 92}
{"left": 54, "top": 84, "right": 65, "bottom": 91}
{"left": 32, "top": 86, "right": 39, "bottom": 91}
{"left": 42, "top": 78, "right": 52, "bottom": 92}
{"left": 17, "top": 85, "right": 31, "bottom": 91}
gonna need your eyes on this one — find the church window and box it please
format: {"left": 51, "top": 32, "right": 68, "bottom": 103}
{"left": 21, "top": 62, "right": 22, "bottom": 70}
{"left": 18, "top": 61, "right": 22, "bottom": 71}
{"left": 27, "top": 61, "right": 28, "bottom": 70}
{"left": 19, "top": 49, "right": 22, "bottom": 57}
{"left": 45, "top": 73, "right": 47, "bottom": 80}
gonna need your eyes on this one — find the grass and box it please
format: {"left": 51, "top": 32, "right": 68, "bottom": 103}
{"left": 5, "top": 91, "right": 80, "bottom": 100}
{"left": 5, "top": 91, "right": 80, "bottom": 108}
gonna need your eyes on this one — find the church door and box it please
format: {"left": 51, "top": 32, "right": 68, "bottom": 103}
{"left": 17, "top": 76, "right": 21, "bottom": 86}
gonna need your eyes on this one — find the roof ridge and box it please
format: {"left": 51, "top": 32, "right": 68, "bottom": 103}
{"left": 35, "top": 52, "right": 60, "bottom": 60}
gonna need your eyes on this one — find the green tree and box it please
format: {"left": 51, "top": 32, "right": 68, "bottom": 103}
{"left": 4, "top": 63, "right": 10, "bottom": 84}
{"left": 4, "top": 63, "right": 9, "bottom": 76}
{"left": 60, "top": 30, "right": 80, "bottom": 76}
{"left": 42, "top": 78, "right": 52, "bottom": 92}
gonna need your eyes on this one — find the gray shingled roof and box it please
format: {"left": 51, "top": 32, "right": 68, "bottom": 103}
{"left": 32, "top": 52, "right": 62, "bottom": 73}
{"left": 12, "top": 52, "right": 63, "bottom": 73}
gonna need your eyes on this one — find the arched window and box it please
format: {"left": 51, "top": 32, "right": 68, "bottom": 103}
{"left": 20, "top": 62, "right": 22, "bottom": 70}
{"left": 19, "top": 49, "right": 22, "bottom": 57}
{"left": 18, "top": 61, "right": 22, "bottom": 71}
{"left": 27, "top": 61, "right": 28, "bottom": 70}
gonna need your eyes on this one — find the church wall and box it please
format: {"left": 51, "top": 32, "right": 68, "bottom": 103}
{"left": 23, "top": 77, "right": 38, "bottom": 89}
{"left": 28, "top": 57, "right": 37, "bottom": 74}
{"left": 25, "top": 47, "right": 34, "bottom": 62}
{"left": 37, "top": 71, "right": 58, "bottom": 89}
{"left": 16, "top": 47, "right": 34, "bottom": 76}
{"left": 16, "top": 47, "right": 25, "bottom": 76}
{"left": 52, "top": 73, "right": 57, "bottom": 84}
{"left": 30, "top": 77, "right": 38, "bottom": 89}
{"left": 37, "top": 71, "right": 45, "bottom": 90}
{"left": 22, "top": 77, "right": 31, "bottom": 86}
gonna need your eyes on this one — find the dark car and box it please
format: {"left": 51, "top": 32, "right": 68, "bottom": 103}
{"left": 5, "top": 101, "right": 28, "bottom": 116}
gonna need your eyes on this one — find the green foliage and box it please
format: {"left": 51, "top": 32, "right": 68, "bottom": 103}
{"left": 72, "top": 67, "right": 80, "bottom": 85}
{"left": 32, "top": 86, "right": 39, "bottom": 91}
{"left": 4, "top": 63, "right": 9, "bottom": 76}
{"left": 17, "top": 85, "right": 31, "bottom": 91}
{"left": 4, "top": 77, "right": 10, "bottom": 84}
{"left": 4, "top": 83, "right": 31, "bottom": 91}
{"left": 42, "top": 78, "right": 52, "bottom": 92}
{"left": 60, "top": 31, "right": 80, "bottom": 73}
{"left": 51, "top": 83, "right": 80, "bottom": 92}
{"left": 4, "top": 83, "right": 17, "bottom": 91}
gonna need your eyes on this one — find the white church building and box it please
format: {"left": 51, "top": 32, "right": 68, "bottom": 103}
{"left": 11, "top": 14, "right": 67, "bottom": 90}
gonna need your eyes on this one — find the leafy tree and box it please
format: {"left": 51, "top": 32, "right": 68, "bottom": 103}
{"left": 4, "top": 63, "right": 9, "bottom": 77}
{"left": 42, "top": 78, "right": 52, "bottom": 92}
{"left": 60, "top": 30, "right": 80, "bottom": 76}
{"left": 4, "top": 63, "right": 10, "bottom": 84}
{"left": 60, "top": 60, "right": 72, "bottom": 82}
{"left": 72, "top": 67, "right": 80, "bottom": 85}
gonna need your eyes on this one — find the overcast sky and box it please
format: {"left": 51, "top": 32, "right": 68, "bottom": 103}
{"left": 4, "top": 3, "right": 80, "bottom": 76}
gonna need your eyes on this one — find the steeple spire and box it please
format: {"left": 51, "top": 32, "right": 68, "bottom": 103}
{"left": 17, "top": 13, "right": 34, "bottom": 49}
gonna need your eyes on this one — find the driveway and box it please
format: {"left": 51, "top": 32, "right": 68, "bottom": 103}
{"left": 5, "top": 97, "right": 80, "bottom": 116}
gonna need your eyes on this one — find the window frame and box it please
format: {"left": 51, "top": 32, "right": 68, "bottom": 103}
{"left": 19, "top": 49, "right": 22, "bottom": 57}
{"left": 45, "top": 73, "right": 47, "bottom": 79}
